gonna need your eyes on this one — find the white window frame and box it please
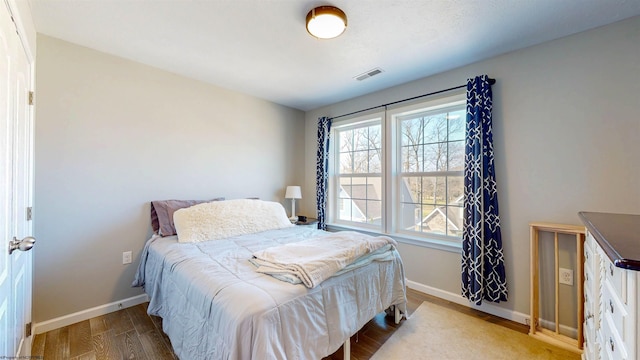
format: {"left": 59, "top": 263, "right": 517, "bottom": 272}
{"left": 328, "top": 112, "right": 385, "bottom": 232}
{"left": 327, "top": 91, "right": 465, "bottom": 251}
{"left": 389, "top": 93, "right": 466, "bottom": 244}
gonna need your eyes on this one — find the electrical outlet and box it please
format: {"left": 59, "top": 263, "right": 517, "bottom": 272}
{"left": 559, "top": 267, "right": 573, "bottom": 286}
{"left": 122, "top": 251, "right": 132, "bottom": 265}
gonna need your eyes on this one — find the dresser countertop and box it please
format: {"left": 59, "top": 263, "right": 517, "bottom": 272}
{"left": 579, "top": 211, "right": 640, "bottom": 271}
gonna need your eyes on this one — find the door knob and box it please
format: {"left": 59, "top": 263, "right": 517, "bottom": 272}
{"left": 9, "top": 236, "right": 36, "bottom": 255}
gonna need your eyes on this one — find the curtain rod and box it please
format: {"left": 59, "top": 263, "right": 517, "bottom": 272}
{"left": 329, "top": 77, "right": 495, "bottom": 121}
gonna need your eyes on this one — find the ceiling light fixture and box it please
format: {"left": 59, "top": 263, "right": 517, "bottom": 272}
{"left": 306, "top": 6, "right": 347, "bottom": 39}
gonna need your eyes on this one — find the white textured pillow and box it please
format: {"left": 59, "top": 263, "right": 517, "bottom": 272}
{"left": 173, "top": 199, "right": 294, "bottom": 243}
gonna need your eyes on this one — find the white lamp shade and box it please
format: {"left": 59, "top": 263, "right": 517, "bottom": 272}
{"left": 285, "top": 186, "right": 302, "bottom": 199}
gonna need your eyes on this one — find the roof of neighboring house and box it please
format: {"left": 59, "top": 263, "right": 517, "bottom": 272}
{"left": 341, "top": 184, "right": 382, "bottom": 220}
{"left": 421, "top": 206, "right": 462, "bottom": 231}
{"left": 451, "top": 195, "right": 464, "bottom": 206}
{"left": 420, "top": 195, "right": 464, "bottom": 233}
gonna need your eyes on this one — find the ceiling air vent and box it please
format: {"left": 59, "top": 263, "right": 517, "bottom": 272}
{"left": 355, "top": 68, "right": 384, "bottom": 81}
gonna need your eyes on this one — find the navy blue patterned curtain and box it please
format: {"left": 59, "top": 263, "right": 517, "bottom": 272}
{"left": 316, "top": 116, "right": 332, "bottom": 230}
{"left": 461, "top": 75, "right": 507, "bottom": 305}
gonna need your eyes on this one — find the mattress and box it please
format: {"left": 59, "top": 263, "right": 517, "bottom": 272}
{"left": 133, "top": 226, "right": 406, "bottom": 359}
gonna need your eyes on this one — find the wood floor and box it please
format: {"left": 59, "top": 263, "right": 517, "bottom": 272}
{"left": 33, "top": 288, "right": 529, "bottom": 360}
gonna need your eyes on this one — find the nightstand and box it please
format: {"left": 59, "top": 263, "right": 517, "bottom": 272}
{"left": 294, "top": 218, "right": 318, "bottom": 228}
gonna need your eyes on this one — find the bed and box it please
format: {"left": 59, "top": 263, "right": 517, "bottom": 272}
{"left": 133, "top": 199, "right": 407, "bottom": 359}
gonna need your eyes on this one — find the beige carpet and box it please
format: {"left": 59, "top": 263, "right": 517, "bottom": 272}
{"left": 371, "top": 302, "right": 581, "bottom": 360}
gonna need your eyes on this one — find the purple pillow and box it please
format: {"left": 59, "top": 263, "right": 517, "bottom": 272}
{"left": 151, "top": 198, "right": 224, "bottom": 236}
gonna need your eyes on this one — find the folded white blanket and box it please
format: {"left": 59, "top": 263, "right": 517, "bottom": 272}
{"left": 250, "top": 231, "right": 397, "bottom": 288}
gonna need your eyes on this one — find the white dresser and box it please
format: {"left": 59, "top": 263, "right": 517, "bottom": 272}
{"left": 580, "top": 212, "right": 640, "bottom": 360}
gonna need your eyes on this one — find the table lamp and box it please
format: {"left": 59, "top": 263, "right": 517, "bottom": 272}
{"left": 285, "top": 186, "right": 302, "bottom": 221}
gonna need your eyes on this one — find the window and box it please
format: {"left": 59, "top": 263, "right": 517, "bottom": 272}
{"left": 331, "top": 116, "right": 383, "bottom": 230}
{"left": 395, "top": 101, "right": 465, "bottom": 239}
{"left": 328, "top": 93, "right": 465, "bottom": 246}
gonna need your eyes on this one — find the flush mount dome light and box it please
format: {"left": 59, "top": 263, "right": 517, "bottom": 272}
{"left": 306, "top": 6, "right": 347, "bottom": 39}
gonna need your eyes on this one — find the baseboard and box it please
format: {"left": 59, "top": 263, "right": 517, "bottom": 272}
{"left": 32, "top": 294, "right": 149, "bottom": 335}
{"left": 406, "top": 280, "right": 530, "bottom": 325}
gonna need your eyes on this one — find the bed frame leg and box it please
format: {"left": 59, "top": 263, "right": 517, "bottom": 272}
{"left": 342, "top": 306, "right": 399, "bottom": 359}
{"left": 343, "top": 338, "right": 350, "bottom": 360}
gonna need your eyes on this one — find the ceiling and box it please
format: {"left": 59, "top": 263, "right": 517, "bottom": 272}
{"left": 28, "top": 0, "right": 640, "bottom": 111}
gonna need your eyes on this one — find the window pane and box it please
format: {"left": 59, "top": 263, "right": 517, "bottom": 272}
{"left": 368, "top": 125, "right": 382, "bottom": 149}
{"left": 337, "top": 176, "right": 382, "bottom": 224}
{"left": 448, "top": 140, "right": 464, "bottom": 171}
{"left": 422, "top": 176, "right": 446, "bottom": 205}
{"left": 420, "top": 177, "right": 434, "bottom": 204}
{"left": 338, "top": 198, "right": 352, "bottom": 221}
{"left": 447, "top": 176, "right": 464, "bottom": 204}
{"left": 338, "top": 123, "right": 382, "bottom": 176}
{"left": 400, "top": 174, "right": 464, "bottom": 238}
{"left": 419, "top": 204, "right": 445, "bottom": 235}
{"left": 339, "top": 177, "right": 352, "bottom": 199}
{"left": 435, "top": 177, "right": 447, "bottom": 205}
{"left": 401, "top": 118, "right": 424, "bottom": 146}
{"left": 401, "top": 145, "right": 422, "bottom": 173}
{"left": 448, "top": 109, "right": 466, "bottom": 141}
{"left": 353, "top": 150, "right": 369, "bottom": 173}
{"left": 369, "top": 148, "right": 382, "bottom": 173}
{"left": 337, "top": 178, "right": 353, "bottom": 220}
{"left": 423, "top": 143, "right": 447, "bottom": 171}
{"left": 401, "top": 176, "right": 421, "bottom": 203}
{"left": 365, "top": 177, "right": 382, "bottom": 202}
{"left": 354, "top": 127, "right": 369, "bottom": 151}
{"left": 339, "top": 129, "right": 354, "bottom": 152}
{"left": 418, "top": 204, "right": 437, "bottom": 233}
{"left": 423, "top": 115, "right": 447, "bottom": 143}
{"left": 399, "top": 202, "right": 421, "bottom": 231}
{"left": 446, "top": 206, "right": 464, "bottom": 237}
{"left": 366, "top": 200, "right": 382, "bottom": 224}
{"left": 339, "top": 152, "right": 353, "bottom": 174}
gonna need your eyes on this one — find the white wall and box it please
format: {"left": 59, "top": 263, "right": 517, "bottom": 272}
{"left": 34, "top": 35, "right": 305, "bottom": 323}
{"left": 304, "top": 16, "right": 640, "bottom": 316}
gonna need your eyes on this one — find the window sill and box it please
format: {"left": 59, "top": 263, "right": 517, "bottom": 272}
{"left": 326, "top": 223, "right": 462, "bottom": 254}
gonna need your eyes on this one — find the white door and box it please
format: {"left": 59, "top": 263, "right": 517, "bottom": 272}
{"left": 0, "top": 1, "right": 34, "bottom": 357}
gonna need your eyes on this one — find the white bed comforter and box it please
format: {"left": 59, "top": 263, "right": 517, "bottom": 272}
{"left": 132, "top": 227, "right": 406, "bottom": 360}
